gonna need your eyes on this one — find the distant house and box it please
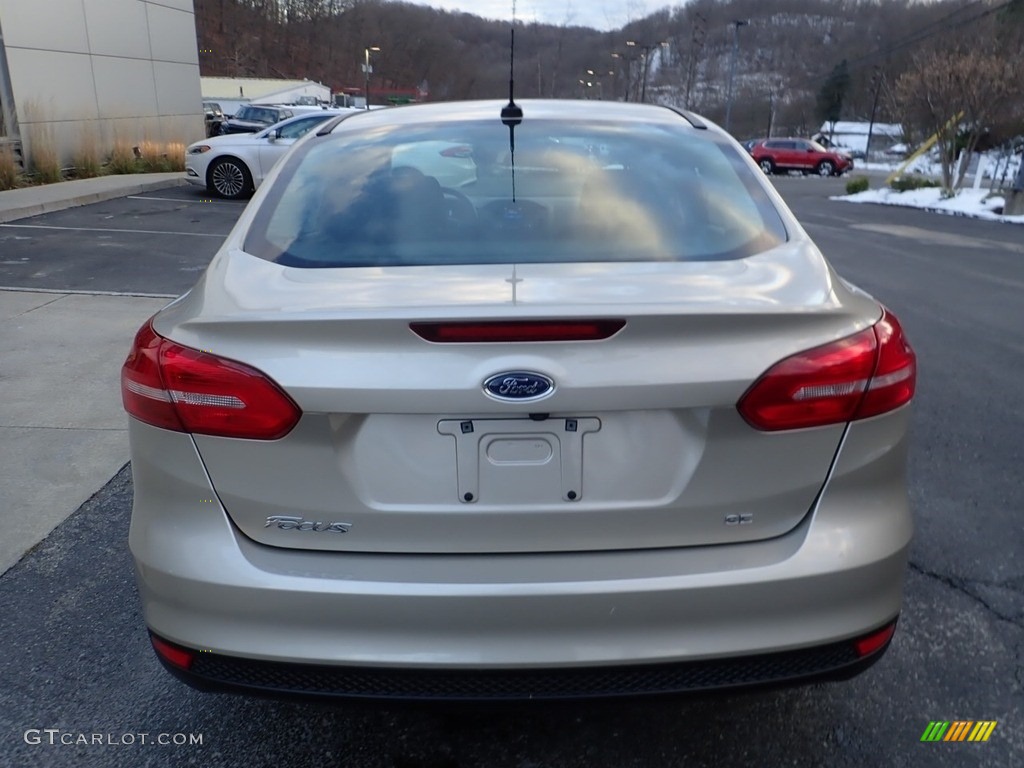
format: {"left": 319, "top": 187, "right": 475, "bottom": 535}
{"left": 815, "top": 121, "right": 904, "bottom": 156}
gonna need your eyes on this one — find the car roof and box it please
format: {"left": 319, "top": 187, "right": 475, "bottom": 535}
{"left": 323, "top": 99, "right": 710, "bottom": 133}
{"left": 244, "top": 110, "right": 346, "bottom": 134}
{"left": 272, "top": 109, "right": 345, "bottom": 125}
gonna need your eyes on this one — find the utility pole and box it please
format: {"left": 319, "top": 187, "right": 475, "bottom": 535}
{"left": 724, "top": 19, "right": 747, "bottom": 134}
{"left": 865, "top": 67, "right": 883, "bottom": 161}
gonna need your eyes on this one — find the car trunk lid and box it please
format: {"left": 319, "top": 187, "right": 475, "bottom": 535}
{"left": 156, "top": 243, "right": 878, "bottom": 554}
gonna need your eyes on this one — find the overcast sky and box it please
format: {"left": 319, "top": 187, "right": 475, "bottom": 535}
{"left": 402, "top": 1, "right": 654, "bottom": 31}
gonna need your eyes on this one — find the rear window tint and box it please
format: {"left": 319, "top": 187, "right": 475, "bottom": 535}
{"left": 245, "top": 119, "right": 788, "bottom": 268}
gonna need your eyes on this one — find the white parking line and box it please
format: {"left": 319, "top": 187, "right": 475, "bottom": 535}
{"left": 126, "top": 195, "right": 240, "bottom": 206}
{"left": 0, "top": 224, "right": 225, "bottom": 237}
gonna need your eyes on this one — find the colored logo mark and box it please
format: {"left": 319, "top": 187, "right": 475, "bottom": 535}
{"left": 921, "top": 721, "right": 997, "bottom": 742}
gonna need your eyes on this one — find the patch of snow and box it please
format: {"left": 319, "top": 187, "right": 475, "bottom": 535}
{"left": 832, "top": 186, "right": 1024, "bottom": 224}
{"left": 819, "top": 121, "right": 903, "bottom": 137}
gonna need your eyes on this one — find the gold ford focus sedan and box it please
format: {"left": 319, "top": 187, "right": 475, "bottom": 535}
{"left": 123, "top": 100, "right": 915, "bottom": 702}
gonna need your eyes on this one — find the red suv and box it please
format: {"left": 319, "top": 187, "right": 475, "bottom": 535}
{"left": 750, "top": 138, "right": 853, "bottom": 177}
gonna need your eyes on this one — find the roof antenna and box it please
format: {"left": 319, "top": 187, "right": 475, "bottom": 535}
{"left": 501, "top": 1, "right": 522, "bottom": 202}
{"left": 501, "top": 1, "right": 522, "bottom": 127}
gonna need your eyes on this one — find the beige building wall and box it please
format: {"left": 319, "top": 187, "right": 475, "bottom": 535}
{"left": 0, "top": 0, "right": 204, "bottom": 168}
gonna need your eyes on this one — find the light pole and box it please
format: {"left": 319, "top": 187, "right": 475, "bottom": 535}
{"left": 363, "top": 46, "right": 380, "bottom": 109}
{"left": 724, "top": 20, "right": 747, "bottom": 134}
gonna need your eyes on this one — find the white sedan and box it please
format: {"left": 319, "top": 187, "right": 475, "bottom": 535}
{"left": 184, "top": 110, "right": 353, "bottom": 199}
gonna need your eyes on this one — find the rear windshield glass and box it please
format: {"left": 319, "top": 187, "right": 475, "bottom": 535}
{"left": 244, "top": 118, "right": 788, "bottom": 268}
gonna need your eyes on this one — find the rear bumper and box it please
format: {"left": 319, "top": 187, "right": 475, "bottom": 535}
{"left": 128, "top": 408, "right": 912, "bottom": 696}
{"left": 152, "top": 620, "right": 897, "bottom": 702}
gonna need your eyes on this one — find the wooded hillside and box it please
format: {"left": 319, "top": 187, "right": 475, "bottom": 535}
{"left": 194, "top": 0, "right": 1023, "bottom": 141}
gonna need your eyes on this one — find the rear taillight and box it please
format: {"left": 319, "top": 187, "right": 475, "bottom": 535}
{"left": 738, "top": 309, "right": 915, "bottom": 431}
{"left": 121, "top": 321, "right": 300, "bottom": 440}
{"left": 857, "top": 311, "right": 916, "bottom": 419}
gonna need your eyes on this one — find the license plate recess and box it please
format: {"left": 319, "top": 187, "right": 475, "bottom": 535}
{"left": 438, "top": 418, "right": 601, "bottom": 503}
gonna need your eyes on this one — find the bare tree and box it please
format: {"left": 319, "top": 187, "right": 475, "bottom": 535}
{"left": 895, "top": 45, "right": 1023, "bottom": 192}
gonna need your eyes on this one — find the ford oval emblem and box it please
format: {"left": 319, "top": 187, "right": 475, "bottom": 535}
{"left": 483, "top": 372, "right": 554, "bottom": 402}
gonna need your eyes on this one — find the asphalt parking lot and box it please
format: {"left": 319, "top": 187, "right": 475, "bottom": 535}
{"left": 1, "top": 177, "right": 1021, "bottom": 767}
{"left": 0, "top": 186, "right": 243, "bottom": 296}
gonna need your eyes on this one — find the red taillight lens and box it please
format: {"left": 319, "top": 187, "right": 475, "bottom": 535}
{"left": 150, "top": 634, "right": 195, "bottom": 670}
{"left": 858, "top": 311, "right": 916, "bottom": 419}
{"left": 121, "top": 320, "right": 301, "bottom": 440}
{"left": 121, "top": 322, "right": 185, "bottom": 432}
{"left": 853, "top": 621, "right": 897, "bottom": 658}
{"left": 411, "top": 319, "right": 626, "bottom": 343}
{"left": 738, "top": 309, "right": 915, "bottom": 431}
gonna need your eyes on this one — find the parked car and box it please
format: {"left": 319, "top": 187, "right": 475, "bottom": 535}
{"left": 218, "top": 104, "right": 296, "bottom": 135}
{"left": 216, "top": 104, "right": 328, "bottom": 135}
{"left": 185, "top": 110, "right": 349, "bottom": 199}
{"left": 750, "top": 138, "right": 854, "bottom": 176}
{"left": 125, "top": 99, "right": 915, "bottom": 703}
{"left": 202, "top": 101, "right": 224, "bottom": 138}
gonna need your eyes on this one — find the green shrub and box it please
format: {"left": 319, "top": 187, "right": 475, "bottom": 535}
{"left": 845, "top": 176, "right": 869, "bottom": 194}
{"left": 889, "top": 176, "right": 940, "bottom": 192}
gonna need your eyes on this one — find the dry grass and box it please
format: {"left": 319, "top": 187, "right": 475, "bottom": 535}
{"left": 135, "top": 140, "right": 187, "bottom": 173}
{"left": 163, "top": 142, "right": 186, "bottom": 172}
{"left": 29, "top": 129, "right": 63, "bottom": 184}
{"left": 0, "top": 144, "right": 23, "bottom": 190}
{"left": 2, "top": 107, "right": 194, "bottom": 186}
{"left": 21, "top": 101, "right": 65, "bottom": 184}
{"left": 107, "top": 141, "right": 139, "bottom": 175}
{"left": 72, "top": 127, "right": 104, "bottom": 179}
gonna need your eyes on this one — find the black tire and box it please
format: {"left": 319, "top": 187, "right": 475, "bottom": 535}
{"left": 816, "top": 160, "right": 836, "bottom": 177}
{"left": 758, "top": 158, "right": 775, "bottom": 175}
{"left": 209, "top": 157, "right": 252, "bottom": 199}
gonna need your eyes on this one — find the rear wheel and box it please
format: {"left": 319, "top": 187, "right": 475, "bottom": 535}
{"left": 209, "top": 158, "right": 252, "bottom": 199}
{"left": 816, "top": 160, "right": 836, "bottom": 177}
{"left": 758, "top": 158, "right": 775, "bottom": 175}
